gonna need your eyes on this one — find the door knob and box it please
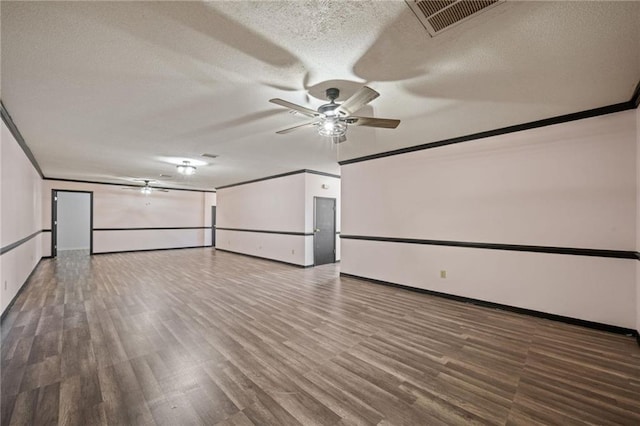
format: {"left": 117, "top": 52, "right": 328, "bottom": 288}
{"left": 314, "top": 228, "right": 320, "bottom": 232}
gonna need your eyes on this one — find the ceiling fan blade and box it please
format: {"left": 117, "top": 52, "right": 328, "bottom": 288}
{"left": 336, "top": 86, "right": 380, "bottom": 116}
{"left": 331, "top": 135, "right": 347, "bottom": 144}
{"left": 269, "top": 98, "right": 318, "bottom": 117}
{"left": 153, "top": 188, "right": 170, "bottom": 192}
{"left": 276, "top": 120, "right": 319, "bottom": 134}
{"left": 348, "top": 116, "right": 400, "bottom": 129}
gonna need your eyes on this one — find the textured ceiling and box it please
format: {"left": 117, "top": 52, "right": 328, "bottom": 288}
{"left": 1, "top": 1, "right": 639, "bottom": 190}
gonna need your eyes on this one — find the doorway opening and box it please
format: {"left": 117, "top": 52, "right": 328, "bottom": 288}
{"left": 51, "top": 190, "right": 93, "bottom": 257}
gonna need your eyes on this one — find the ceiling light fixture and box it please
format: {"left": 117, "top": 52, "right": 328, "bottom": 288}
{"left": 271, "top": 86, "right": 399, "bottom": 144}
{"left": 316, "top": 88, "right": 347, "bottom": 138}
{"left": 176, "top": 160, "right": 196, "bottom": 175}
{"left": 140, "top": 186, "right": 153, "bottom": 195}
{"left": 318, "top": 116, "right": 347, "bottom": 138}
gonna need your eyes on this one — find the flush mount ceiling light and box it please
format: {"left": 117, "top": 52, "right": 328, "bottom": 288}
{"left": 176, "top": 160, "right": 196, "bottom": 175}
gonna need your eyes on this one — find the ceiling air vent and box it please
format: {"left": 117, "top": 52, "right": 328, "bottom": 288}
{"left": 406, "top": 0, "right": 503, "bottom": 36}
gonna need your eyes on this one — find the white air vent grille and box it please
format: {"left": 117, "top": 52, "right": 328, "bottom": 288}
{"left": 407, "top": 0, "right": 503, "bottom": 36}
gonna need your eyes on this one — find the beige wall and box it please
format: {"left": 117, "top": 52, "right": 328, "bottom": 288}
{"left": 341, "top": 110, "right": 637, "bottom": 328}
{"left": 1, "top": 121, "right": 43, "bottom": 314}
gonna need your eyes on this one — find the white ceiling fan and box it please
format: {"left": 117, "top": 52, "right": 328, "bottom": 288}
{"left": 123, "top": 179, "right": 169, "bottom": 195}
{"left": 269, "top": 86, "right": 400, "bottom": 143}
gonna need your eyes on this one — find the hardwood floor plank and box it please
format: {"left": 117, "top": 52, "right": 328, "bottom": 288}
{"left": 288, "top": 372, "right": 383, "bottom": 426}
{"left": 208, "top": 361, "right": 264, "bottom": 411}
{"left": 59, "top": 375, "right": 84, "bottom": 426}
{"left": 147, "top": 392, "right": 202, "bottom": 426}
{"left": 400, "top": 375, "right": 510, "bottom": 424}
{"left": 33, "top": 381, "right": 60, "bottom": 426}
{"left": 516, "top": 375, "right": 640, "bottom": 425}
{"left": 60, "top": 326, "right": 96, "bottom": 379}
{"left": 27, "top": 329, "right": 62, "bottom": 365}
{"left": 214, "top": 411, "right": 255, "bottom": 426}
{"left": 20, "top": 355, "right": 62, "bottom": 393}
{"left": 2, "top": 336, "right": 34, "bottom": 394}
{"left": 8, "top": 388, "right": 38, "bottom": 426}
{"left": 98, "top": 361, "right": 155, "bottom": 425}
{"left": 331, "top": 352, "right": 417, "bottom": 404}
{"left": 1, "top": 248, "right": 639, "bottom": 425}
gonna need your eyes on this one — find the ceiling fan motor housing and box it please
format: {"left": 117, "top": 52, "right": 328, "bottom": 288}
{"left": 318, "top": 103, "right": 339, "bottom": 115}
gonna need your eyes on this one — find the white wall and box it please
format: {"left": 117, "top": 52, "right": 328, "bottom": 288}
{"left": 57, "top": 191, "right": 90, "bottom": 250}
{"left": 341, "top": 110, "right": 637, "bottom": 329}
{"left": 42, "top": 180, "right": 212, "bottom": 254}
{"left": 216, "top": 173, "right": 307, "bottom": 265}
{"left": 1, "top": 120, "right": 42, "bottom": 314}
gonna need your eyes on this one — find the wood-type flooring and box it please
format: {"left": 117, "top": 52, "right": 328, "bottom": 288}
{"left": 1, "top": 248, "right": 639, "bottom": 425}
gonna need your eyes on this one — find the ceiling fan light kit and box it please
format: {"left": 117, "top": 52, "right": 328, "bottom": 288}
{"left": 318, "top": 116, "right": 347, "bottom": 138}
{"left": 270, "top": 86, "right": 400, "bottom": 144}
{"left": 176, "top": 160, "right": 196, "bottom": 175}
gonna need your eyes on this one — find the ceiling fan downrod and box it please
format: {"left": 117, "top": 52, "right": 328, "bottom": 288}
{"left": 318, "top": 88, "right": 341, "bottom": 116}
{"left": 325, "top": 87, "right": 339, "bottom": 102}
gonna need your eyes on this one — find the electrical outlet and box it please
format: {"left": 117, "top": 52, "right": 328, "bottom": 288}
{"left": 291, "top": 249, "right": 295, "bottom": 255}
{"left": 440, "top": 270, "right": 447, "bottom": 279}
{"left": 4, "top": 281, "right": 7, "bottom": 291}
